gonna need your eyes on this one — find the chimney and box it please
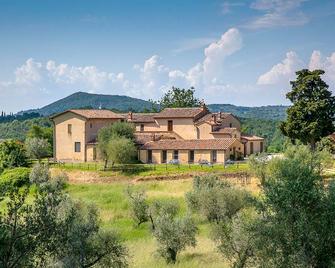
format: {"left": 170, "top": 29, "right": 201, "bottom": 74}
{"left": 128, "top": 111, "right": 133, "bottom": 121}
{"left": 212, "top": 114, "right": 217, "bottom": 124}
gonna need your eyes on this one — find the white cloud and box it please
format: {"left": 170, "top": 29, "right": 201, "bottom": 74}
{"left": 257, "top": 51, "right": 302, "bottom": 85}
{"left": 15, "top": 58, "right": 43, "bottom": 85}
{"left": 203, "top": 28, "right": 242, "bottom": 84}
{"left": 246, "top": 0, "right": 308, "bottom": 29}
{"left": 309, "top": 50, "right": 335, "bottom": 84}
{"left": 0, "top": 28, "right": 252, "bottom": 112}
{"left": 257, "top": 50, "right": 335, "bottom": 94}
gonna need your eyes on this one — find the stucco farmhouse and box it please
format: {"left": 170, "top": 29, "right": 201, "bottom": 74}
{"left": 50, "top": 104, "right": 264, "bottom": 164}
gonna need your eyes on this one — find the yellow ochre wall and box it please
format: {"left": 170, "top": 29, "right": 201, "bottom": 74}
{"left": 85, "top": 118, "right": 120, "bottom": 142}
{"left": 243, "top": 140, "right": 264, "bottom": 155}
{"left": 135, "top": 122, "right": 160, "bottom": 132}
{"left": 220, "top": 115, "right": 241, "bottom": 130}
{"left": 53, "top": 112, "right": 87, "bottom": 161}
{"left": 156, "top": 118, "right": 197, "bottom": 139}
{"left": 139, "top": 149, "right": 227, "bottom": 164}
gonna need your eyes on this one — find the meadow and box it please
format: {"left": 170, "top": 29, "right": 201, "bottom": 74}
{"left": 61, "top": 164, "right": 254, "bottom": 268}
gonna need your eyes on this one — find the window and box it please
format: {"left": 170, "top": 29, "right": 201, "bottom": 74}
{"left": 74, "top": 142, "right": 81, "bottom": 152}
{"left": 189, "top": 150, "right": 195, "bottom": 163}
{"left": 140, "top": 124, "right": 145, "bottom": 132}
{"left": 173, "top": 150, "right": 179, "bottom": 160}
{"left": 68, "top": 124, "right": 72, "bottom": 134}
{"left": 250, "top": 142, "right": 254, "bottom": 154}
{"left": 229, "top": 123, "right": 233, "bottom": 128}
{"left": 260, "top": 142, "right": 264, "bottom": 153}
{"left": 168, "top": 120, "right": 173, "bottom": 131}
{"left": 148, "top": 150, "right": 152, "bottom": 163}
{"left": 211, "top": 150, "right": 217, "bottom": 163}
{"left": 90, "top": 123, "right": 93, "bottom": 128}
{"left": 162, "top": 150, "right": 167, "bottom": 163}
{"left": 120, "top": 119, "right": 125, "bottom": 122}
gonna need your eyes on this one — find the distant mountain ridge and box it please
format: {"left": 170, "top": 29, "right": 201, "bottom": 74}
{"left": 20, "top": 92, "right": 154, "bottom": 116}
{"left": 19, "top": 91, "right": 288, "bottom": 121}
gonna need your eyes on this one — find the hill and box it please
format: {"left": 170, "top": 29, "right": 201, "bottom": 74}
{"left": 20, "top": 92, "right": 154, "bottom": 116}
{"left": 18, "top": 91, "right": 288, "bottom": 120}
{"left": 208, "top": 104, "right": 287, "bottom": 121}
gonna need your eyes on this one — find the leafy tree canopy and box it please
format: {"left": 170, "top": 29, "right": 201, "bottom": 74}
{"left": 255, "top": 145, "right": 335, "bottom": 267}
{"left": 155, "top": 86, "right": 201, "bottom": 110}
{"left": 25, "top": 137, "right": 51, "bottom": 161}
{"left": 0, "top": 140, "right": 28, "bottom": 171}
{"left": 280, "top": 69, "right": 335, "bottom": 149}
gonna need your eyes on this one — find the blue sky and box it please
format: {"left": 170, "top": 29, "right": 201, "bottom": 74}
{"left": 0, "top": 0, "right": 335, "bottom": 112}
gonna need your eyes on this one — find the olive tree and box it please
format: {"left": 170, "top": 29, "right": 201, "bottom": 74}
{"left": 0, "top": 164, "right": 128, "bottom": 268}
{"left": 54, "top": 202, "right": 128, "bottom": 268}
{"left": 126, "top": 187, "right": 149, "bottom": 227}
{"left": 212, "top": 208, "right": 258, "bottom": 268}
{"left": 98, "top": 122, "right": 136, "bottom": 169}
{"left": 25, "top": 137, "right": 51, "bottom": 162}
{"left": 255, "top": 145, "right": 335, "bottom": 267}
{"left": 186, "top": 174, "right": 250, "bottom": 223}
{"left": 153, "top": 212, "right": 197, "bottom": 264}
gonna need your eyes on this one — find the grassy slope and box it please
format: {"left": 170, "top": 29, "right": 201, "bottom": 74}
{"left": 66, "top": 179, "right": 229, "bottom": 268}
{"left": 61, "top": 163, "right": 251, "bottom": 267}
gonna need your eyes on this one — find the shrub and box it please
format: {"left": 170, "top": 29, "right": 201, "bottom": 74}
{"left": 0, "top": 167, "right": 30, "bottom": 193}
{"left": 186, "top": 174, "right": 250, "bottom": 223}
{"left": 0, "top": 140, "right": 28, "bottom": 169}
{"left": 126, "top": 187, "right": 149, "bottom": 227}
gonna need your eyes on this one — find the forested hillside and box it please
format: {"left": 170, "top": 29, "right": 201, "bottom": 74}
{"left": 241, "top": 118, "right": 287, "bottom": 152}
{"left": 20, "top": 92, "right": 154, "bottom": 116}
{"left": 208, "top": 104, "right": 287, "bottom": 120}
{"left": 0, "top": 117, "right": 52, "bottom": 141}
{"left": 17, "top": 91, "right": 288, "bottom": 120}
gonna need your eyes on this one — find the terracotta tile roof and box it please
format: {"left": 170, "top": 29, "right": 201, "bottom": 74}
{"left": 51, "top": 109, "right": 124, "bottom": 119}
{"left": 195, "top": 112, "right": 236, "bottom": 125}
{"left": 141, "top": 138, "right": 239, "bottom": 150}
{"left": 128, "top": 113, "right": 156, "bottom": 123}
{"left": 211, "top": 128, "right": 238, "bottom": 134}
{"left": 134, "top": 131, "right": 182, "bottom": 145}
{"left": 154, "top": 107, "right": 208, "bottom": 119}
{"left": 241, "top": 135, "right": 264, "bottom": 141}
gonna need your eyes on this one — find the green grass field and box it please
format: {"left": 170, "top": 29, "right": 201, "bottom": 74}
{"left": 53, "top": 162, "right": 249, "bottom": 177}
{"left": 66, "top": 179, "right": 230, "bottom": 267}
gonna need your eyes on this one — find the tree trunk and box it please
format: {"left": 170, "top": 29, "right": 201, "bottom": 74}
{"left": 167, "top": 248, "right": 177, "bottom": 264}
{"left": 103, "top": 158, "right": 108, "bottom": 170}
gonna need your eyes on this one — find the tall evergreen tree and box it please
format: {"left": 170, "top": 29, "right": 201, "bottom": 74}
{"left": 280, "top": 69, "right": 335, "bottom": 150}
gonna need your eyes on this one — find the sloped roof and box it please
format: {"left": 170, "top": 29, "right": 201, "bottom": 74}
{"left": 50, "top": 109, "right": 123, "bottom": 119}
{"left": 154, "top": 107, "right": 206, "bottom": 119}
{"left": 134, "top": 131, "right": 182, "bottom": 145}
{"left": 241, "top": 135, "right": 264, "bottom": 141}
{"left": 211, "top": 128, "right": 238, "bottom": 134}
{"left": 128, "top": 113, "right": 156, "bottom": 123}
{"left": 141, "top": 138, "right": 239, "bottom": 150}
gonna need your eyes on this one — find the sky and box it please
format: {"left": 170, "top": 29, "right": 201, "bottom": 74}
{"left": 0, "top": 0, "right": 335, "bottom": 113}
